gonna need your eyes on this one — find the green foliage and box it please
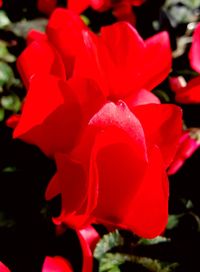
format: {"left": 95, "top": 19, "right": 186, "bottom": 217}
{"left": 138, "top": 236, "right": 170, "bottom": 245}
{"left": 167, "top": 214, "right": 183, "bottom": 230}
{"left": 0, "top": 41, "right": 16, "bottom": 63}
{"left": 94, "top": 230, "right": 124, "bottom": 260}
{"left": 1, "top": 94, "right": 21, "bottom": 112}
{"left": 0, "top": 61, "right": 14, "bottom": 87}
{"left": 99, "top": 253, "right": 178, "bottom": 272}
{"left": 0, "top": 11, "right": 11, "bottom": 28}
{"left": 94, "top": 231, "right": 177, "bottom": 272}
{"left": 8, "top": 18, "right": 47, "bottom": 38}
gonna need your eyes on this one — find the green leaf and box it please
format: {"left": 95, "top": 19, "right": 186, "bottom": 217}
{"left": 99, "top": 253, "right": 178, "bottom": 272}
{"left": 0, "top": 61, "right": 15, "bottom": 86}
{"left": 167, "top": 214, "right": 183, "bottom": 230}
{"left": 165, "top": 0, "right": 200, "bottom": 9}
{"left": 0, "top": 11, "right": 11, "bottom": 29}
{"left": 0, "top": 107, "right": 5, "bottom": 121}
{"left": 138, "top": 236, "right": 170, "bottom": 245}
{"left": 94, "top": 230, "right": 124, "bottom": 260}
{"left": 2, "top": 166, "right": 17, "bottom": 173}
{"left": 1, "top": 94, "right": 21, "bottom": 112}
{"left": 9, "top": 18, "right": 48, "bottom": 38}
{"left": 0, "top": 42, "right": 16, "bottom": 63}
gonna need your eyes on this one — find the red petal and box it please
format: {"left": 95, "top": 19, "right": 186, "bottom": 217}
{"left": 91, "top": 125, "right": 148, "bottom": 223}
{"left": 123, "top": 146, "right": 169, "bottom": 238}
{"left": 76, "top": 226, "right": 100, "bottom": 272}
{"left": 0, "top": 262, "right": 10, "bottom": 272}
{"left": 55, "top": 153, "right": 88, "bottom": 214}
{"left": 47, "top": 8, "right": 87, "bottom": 78}
{"left": 75, "top": 22, "right": 146, "bottom": 99}
{"left": 42, "top": 256, "right": 72, "bottom": 272}
{"left": 67, "top": 76, "right": 106, "bottom": 123}
{"left": 6, "top": 114, "right": 21, "bottom": 129}
{"left": 189, "top": 22, "right": 200, "bottom": 73}
{"left": 124, "top": 89, "right": 160, "bottom": 110}
{"left": 143, "top": 31, "right": 172, "bottom": 90}
{"left": 13, "top": 75, "right": 82, "bottom": 157}
{"left": 174, "top": 76, "right": 200, "bottom": 104}
{"left": 68, "top": 0, "right": 90, "bottom": 13}
{"left": 17, "top": 40, "right": 66, "bottom": 89}
{"left": 99, "top": 22, "right": 145, "bottom": 98}
{"left": 133, "top": 104, "right": 182, "bottom": 168}
{"left": 27, "top": 30, "right": 47, "bottom": 45}
{"left": 45, "top": 173, "right": 61, "bottom": 200}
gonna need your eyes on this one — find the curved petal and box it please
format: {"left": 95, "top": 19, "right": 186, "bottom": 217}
{"left": 42, "top": 256, "right": 72, "bottom": 272}
{"left": 13, "top": 75, "right": 82, "bottom": 157}
{"left": 76, "top": 226, "right": 100, "bottom": 272}
{"left": 46, "top": 8, "right": 87, "bottom": 78}
{"left": 68, "top": 0, "right": 90, "bottom": 13}
{"left": 0, "top": 262, "right": 10, "bottom": 272}
{"left": 99, "top": 22, "right": 145, "bottom": 98}
{"left": 74, "top": 22, "right": 146, "bottom": 98}
{"left": 17, "top": 40, "right": 66, "bottom": 89}
{"left": 174, "top": 76, "right": 200, "bottom": 104}
{"left": 45, "top": 173, "right": 61, "bottom": 200}
{"left": 55, "top": 153, "right": 89, "bottom": 215}
{"left": 133, "top": 104, "right": 182, "bottom": 168}
{"left": 91, "top": 126, "right": 148, "bottom": 223}
{"left": 189, "top": 22, "right": 200, "bottom": 73}
{"left": 142, "top": 31, "right": 172, "bottom": 91}
{"left": 27, "top": 30, "right": 47, "bottom": 45}
{"left": 123, "top": 146, "right": 169, "bottom": 238}
{"left": 125, "top": 89, "right": 160, "bottom": 109}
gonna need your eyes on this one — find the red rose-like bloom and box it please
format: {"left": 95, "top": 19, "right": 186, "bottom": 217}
{"left": 12, "top": 9, "right": 171, "bottom": 157}
{"left": 42, "top": 256, "right": 73, "bottom": 271}
{"left": 170, "top": 76, "right": 200, "bottom": 104}
{"left": 168, "top": 129, "right": 200, "bottom": 175}
{"left": 46, "top": 101, "right": 182, "bottom": 238}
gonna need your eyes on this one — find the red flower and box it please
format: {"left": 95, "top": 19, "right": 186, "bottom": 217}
{"left": 11, "top": 8, "right": 171, "bottom": 157}
{"left": 168, "top": 129, "right": 200, "bottom": 175}
{"left": 170, "top": 76, "right": 200, "bottom": 104}
{"left": 9, "top": 8, "right": 183, "bottom": 239}
{"left": 46, "top": 101, "right": 182, "bottom": 238}
{"left": 0, "top": 262, "right": 10, "bottom": 272}
{"left": 42, "top": 256, "right": 73, "bottom": 271}
{"left": 189, "top": 22, "right": 200, "bottom": 73}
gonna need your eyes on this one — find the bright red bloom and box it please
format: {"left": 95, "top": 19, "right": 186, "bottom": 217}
{"left": 46, "top": 101, "right": 182, "bottom": 238}
{"left": 11, "top": 8, "right": 171, "bottom": 157}
{"left": 42, "top": 256, "right": 72, "bottom": 271}
{"left": 189, "top": 22, "right": 200, "bottom": 73}
{"left": 10, "top": 8, "right": 183, "bottom": 239}
{"left": 0, "top": 262, "right": 10, "bottom": 272}
{"left": 168, "top": 129, "right": 200, "bottom": 175}
{"left": 170, "top": 76, "right": 200, "bottom": 104}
